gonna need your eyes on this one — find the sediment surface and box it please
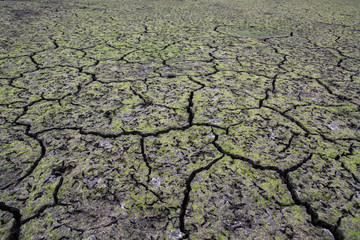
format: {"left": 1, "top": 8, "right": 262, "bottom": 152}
{"left": 1, "top": 0, "right": 360, "bottom": 239}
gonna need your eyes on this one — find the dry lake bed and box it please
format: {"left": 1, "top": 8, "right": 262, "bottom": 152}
{"left": 1, "top": 0, "right": 360, "bottom": 239}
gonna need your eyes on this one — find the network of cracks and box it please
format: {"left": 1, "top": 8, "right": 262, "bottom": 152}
{"left": 1, "top": 0, "right": 360, "bottom": 239}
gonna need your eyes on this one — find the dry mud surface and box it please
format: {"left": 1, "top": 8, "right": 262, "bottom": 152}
{"left": 1, "top": 0, "right": 360, "bottom": 239}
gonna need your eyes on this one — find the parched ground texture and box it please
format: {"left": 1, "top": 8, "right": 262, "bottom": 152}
{"left": 1, "top": 0, "right": 360, "bottom": 239}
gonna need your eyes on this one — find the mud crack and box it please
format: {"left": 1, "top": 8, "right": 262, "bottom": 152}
{"left": 179, "top": 155, "right": 224, "bottom": 239}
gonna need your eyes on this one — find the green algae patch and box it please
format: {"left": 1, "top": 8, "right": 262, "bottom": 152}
{"left": 286, "top": 104, "right": 360, "bottom": 139}
{"left": 340, "top": 143, "right": 360, "bottom": 182}
{"left": 341, "top": 213, "right": 360, "bottom": 240}
{"left": 12, "top": 67, "right": 92, "bottom": 100}
{"left": 0, "top": 85, "right": 29, "bottom": 105}
{"left": 33, "top": 48, "right": 96, "bottom": 68}
{"left": 289, "top": 153, "right": 359, "bottom": 225}
{"left": 0, "top": 125, "right": 41, "bottom": 189}
{"left": 0, "top": 211, "right": 14, "bottom": 240}
{"left": 192, "top": 73, "right": 272, "bottom": 125}
{"left": 84, "top": 44, "right": 135, "bottom": 61}
{"left": 214, "top": 108, "right": 312, "bottom": 169}
{"left": 184, "top": 157, "right": 332, "bottom": 239}
{"left": 83, "top": 60, "right": 159, "bottom": 82}
{"left": 0, "top": 57, "right": 37, "bottom": 78}
{"left": 145, "top": 126, "right": 222, "bottom": 188}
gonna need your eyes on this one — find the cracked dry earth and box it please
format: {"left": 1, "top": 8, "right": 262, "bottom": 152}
{"left": 1, "top": 0, "right": 360, "bottom": 239}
